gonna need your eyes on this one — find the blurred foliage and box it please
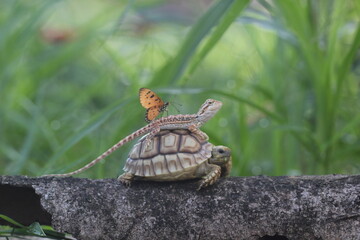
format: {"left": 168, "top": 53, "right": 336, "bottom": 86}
{"left": 0, "top": 0, "right": 360, "bottom": 179}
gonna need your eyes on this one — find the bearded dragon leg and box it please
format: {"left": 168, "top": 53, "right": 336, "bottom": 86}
{"left": 143, "top": 125, "right": 161, "bottom": 152}
{"left": 188, "top": 124, "right": 209, "bottom": 141}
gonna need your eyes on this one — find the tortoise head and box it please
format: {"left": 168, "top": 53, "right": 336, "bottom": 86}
{"left": 196, "top": 99, "right": 223, "bottom": 124}
{"left": 209, "top": 145, "right": 232, "bottom": 177}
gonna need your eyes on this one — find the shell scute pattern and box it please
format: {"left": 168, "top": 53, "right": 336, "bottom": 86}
{"left": 179, "top": 134, "right": 200, "bottom": 153}
{"left": 152, "top": 155, "right": 169, "bottom": 175}
{"left": 142, "top": 135, "right": 160, "bottom": 158}
{"left": 160, "top": 132, "right": 179, "bottom": 154}
{"left": 123, "top": 129, "right": 213, "bottom": 177}
{"left": 134, "top": 160, "right": 143, "bottom": 176}
{"left": 129, "top": 143, "right": 141, "bottom": 159}
{"left": 141, "top": 160, "right": 153, "bottom": 176}
{"left": 166, "top": 154, "right": 182, "bottom": 173}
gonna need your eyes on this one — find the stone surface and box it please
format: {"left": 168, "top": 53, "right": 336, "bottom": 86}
{"left": 1, "top": 175, "right": 360, "bottom": 240}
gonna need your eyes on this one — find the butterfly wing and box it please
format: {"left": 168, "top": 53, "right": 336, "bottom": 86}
{"left": 145, "top": 106, "right": 162, "bottom": 122}
{"left": 139, "top": 88, "right": 165, "bottom": 109}
{"left": 139, "top": 88, "right": 169, "bottom": 122}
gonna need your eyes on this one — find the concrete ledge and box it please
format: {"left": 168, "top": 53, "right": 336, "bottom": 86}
{"left": 1, "top": 175, "right": 359, "bottom": 240}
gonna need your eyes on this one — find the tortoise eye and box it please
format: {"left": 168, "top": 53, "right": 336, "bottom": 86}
{"left": 218, "top": 149, "right": 225, "bottom": 154}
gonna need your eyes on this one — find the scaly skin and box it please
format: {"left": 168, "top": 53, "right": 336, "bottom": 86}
{"left": 198, "top": 146, "right": 232, "bottom": 190}
{"left": 118, "top": 143, "right": 232, "bottom": 191}
{"left": 43, "top": 99, "right": 223, "bottom": 177}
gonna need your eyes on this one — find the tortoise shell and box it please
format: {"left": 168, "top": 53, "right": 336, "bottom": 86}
{"left": 123, "top": 129, "right": 213, "bottom": 180}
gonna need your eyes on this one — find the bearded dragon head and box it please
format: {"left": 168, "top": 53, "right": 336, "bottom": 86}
{"left": 196, "top": 99, "right": 223, "bottom": 125}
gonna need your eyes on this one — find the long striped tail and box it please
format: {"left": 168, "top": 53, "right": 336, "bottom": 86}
{"left": 43, "top": 127, "right": 150, "bottom": 177}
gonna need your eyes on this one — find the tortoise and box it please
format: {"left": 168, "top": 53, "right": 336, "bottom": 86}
{"left": 118, "top": 129, "right": 232, "bottom": 190}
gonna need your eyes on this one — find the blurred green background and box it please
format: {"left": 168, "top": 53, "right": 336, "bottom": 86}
{"left": 1, "top": 0, "right": 360, "bottom": 179}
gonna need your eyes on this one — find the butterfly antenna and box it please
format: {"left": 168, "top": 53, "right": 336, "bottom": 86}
{"left": 171, "top": 101, "right": 182, "bottom": 114}
{"left": 163, "top": 102, "right": 170, "bottom": 117}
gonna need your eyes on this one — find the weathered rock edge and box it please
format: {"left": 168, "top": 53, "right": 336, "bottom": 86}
{"left": 0, "top": 175, "right": 359, "bottom": 240}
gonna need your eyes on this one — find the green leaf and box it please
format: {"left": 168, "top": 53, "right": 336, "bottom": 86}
{"left": 27, "top": 222, "right": 46, "bottom": 236}
{"left": 42, "top": 99, "right": 132, "bottom": 173}
{"left": 0, "top": 214, "right": 25, "bottom": 228}
{"left": 184, "top": 0, "right": 250, "bottom": 82}
{"left": 152, "top": 0, "right": 241, "bottom": 86}
{"left": 335, "top": 23, "right": 360, "bottom": 100}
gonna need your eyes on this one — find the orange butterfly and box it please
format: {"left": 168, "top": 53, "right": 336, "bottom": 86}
{"left": 139, "top": 88, "right": 169, "bottom": 122}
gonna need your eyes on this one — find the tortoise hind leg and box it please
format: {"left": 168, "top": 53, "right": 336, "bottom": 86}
{"left": 197, "top": 164, "right": 221, "bottom": 190}
{"left": 118, "top": 173, "right": 135, "bottom": 187}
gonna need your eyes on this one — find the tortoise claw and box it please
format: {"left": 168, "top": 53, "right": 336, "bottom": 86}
{"left": 120, "top": 179, "right": 132, "bottom": 187}
{"left": 197, "top": 165, "right": 221, "bottom": 190}
{"left": 118, "top": 173, "right": 134, "bottom": 187}
{"left": 197, "top": 181, "right": 206, "bottom": 191}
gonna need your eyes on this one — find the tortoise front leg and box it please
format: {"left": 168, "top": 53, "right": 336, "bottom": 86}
{"left": 197, "top": 164, "right": 221, "bottom": 190}
{"left": 118, "top": 172, "right": 135, "bottom": 187}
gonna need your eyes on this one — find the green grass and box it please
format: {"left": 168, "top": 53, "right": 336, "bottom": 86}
{"left": 0, "top": 214, "right": 72, "bottom": 239}
{"left": 1, "top": 0, "right": 360, "bottom": 179}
